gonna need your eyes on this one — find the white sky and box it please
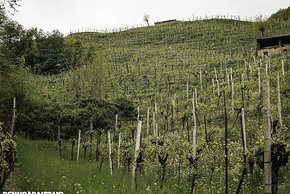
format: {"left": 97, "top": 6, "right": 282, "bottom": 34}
{"left": 11, "top": 0, "right": 290, "bottom": 34}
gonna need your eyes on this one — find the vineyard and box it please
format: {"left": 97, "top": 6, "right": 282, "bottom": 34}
{"left": 1, "top": 15, "right": 290, "bottom": 194}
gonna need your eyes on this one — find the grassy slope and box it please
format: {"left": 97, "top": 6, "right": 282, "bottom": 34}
{"left": 5, "top": 138, "right": 180, "bottom": 194}
{"left": 30, "top": 19, "right": 290, "bottom": 105}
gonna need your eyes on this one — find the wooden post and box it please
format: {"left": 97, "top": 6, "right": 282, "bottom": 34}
{"left": 224, "top": 92, "right": 228, "bottom": 194}
{"left": 146, "top": 107, "right": 150, "bottom": 136}
{"left": 277, "top": 73, "right": 282, "bottom": 128}
{"left": 194, "top": 88, "right": 198, "bottom": 106}
{"left": 117, "top": 132, "right": 122, "bottom": 168}
{"left": 281, "top": 59, "right": 285, "bottom": 77}
{"left": 241, "top": 107, "right": 247, "bottom": 151}
{"left": 171, "top": 96, "right": 175, "bottom": 131}
{"left": 132, "top": 121, "right": 142, "bottom": 189}
{"left": 108, "top": 130, "right": 113, "bottom": 175}
{"left": 77, "top": 130, "right": 81, "bottom": 161}
{"left": 262, "top": 80, "right": 272, "bottom": 194}
{"left": 230, "top": 68, "right": 234, "bottom": 111}
{"left": 155, "top": 103, "right": 158, "bottom": 137}
{"left": 137, "top": 107, "right": 140, "bottom": 122}
{"left": 214, "top": 67, "right": 218, "bottom": 81}
{"left": 153, "top": 111, "right": 156, "bottom": 137}
{"left": 204, "top": 114, "right": 208, "bottom": 144}
{"left": 192, "top": 91, "right": 197, "bottom": 158}
{"left": 187, "top": 81, "right": 189, "bottom": 101}
{"left": 235, "top": 106, "right": 247, "bottom": 194}
{"left": 248, "top": 62, "right": 252, "bottom": 80}
{"left": 226, "top": 68, "right": 230, "bottom": 90}
{"left": 115, "top": 114, "right": 118, "bottom": 132}
{"left": 241, "top": 73, "right": 245, "bottom": 109}
{"left": 217, "top": 80, "right": 220, "bottom": 97}
{"left": 199, "top": 69, "right": 203, "bottom": 89}
{"left": 10, "top": 97, "right": 16, "bottom": 136}
{"left": 258, "top": 67, "right": 261, "bottom": 94}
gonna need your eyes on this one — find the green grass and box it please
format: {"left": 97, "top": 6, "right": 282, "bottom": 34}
{"left": 9, "top": 138, "right": 186, "bottom": 194}
{"left": 4, "top": 137, "right": 289, "bottom": 194}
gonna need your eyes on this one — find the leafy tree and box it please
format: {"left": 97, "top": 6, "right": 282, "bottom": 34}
{"left": 253, "top": 15, "right": 269, "bottom": 37}
{"left": 33, "top": 30, "right": 65, "bottom": 74}
{"left": 0, "top": 20, "right": 26, "bottom": 63}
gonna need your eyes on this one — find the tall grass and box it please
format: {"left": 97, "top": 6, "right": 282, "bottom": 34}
{"left": 15, "top": 138, "right": 181, "bottom": 194}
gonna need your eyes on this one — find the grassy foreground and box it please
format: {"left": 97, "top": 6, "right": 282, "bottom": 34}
{"left": 2, "top": 138, "right": 290, "bottom": 193}
{"left": 4, "top": 138, "right": 179, "bottom": 194}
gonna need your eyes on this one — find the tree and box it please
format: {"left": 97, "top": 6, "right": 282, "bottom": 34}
{"left": 144, "top": 14, "right": 150, "bottom": 26}
{"left": 253, "top": 15, "right": 269, "bottom": 37}
{"left": 0, "top": 0, "right": 19, "bottom": 10}
{"left": 0, "top": 0, "right": 19, "bottom": 23}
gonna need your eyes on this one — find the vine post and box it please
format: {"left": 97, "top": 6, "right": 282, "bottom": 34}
{"left": 108, "top": 130, "right": 113, "bottom": 175}
{"left": 277, "top": 73, "right": 282, "bottom": 128}
{"left": 10, "top": 97, "right": 16, "bottom": 136}
{"left": 117, "top": 132, "right": 122, "bottom": 168}
{"left": 192, "top": 91, "right": 197, "bottom": 158}
{"left": 132, "top": 120, "right": 142, "bottom": 189}
{"left": 262, "top": 79, "right": 272, "bottom": 194}
{"left": 224, "top": 91, "right": 228, "bottom": 194}
{"left": 77, "top": 130, "right": 81, "bottom": 161}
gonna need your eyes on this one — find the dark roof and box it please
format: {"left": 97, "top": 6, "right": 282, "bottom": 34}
{"left": 257, "top": 34, "right": 290, "bottom": 48}
{"left": 154, "top": 19, "right": 177, "bottom": 25}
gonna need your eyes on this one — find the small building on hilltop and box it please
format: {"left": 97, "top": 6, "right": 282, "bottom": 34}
{"left": 257, "top": 34, "right": 290, "bottom": 57}
{"left": 154, "top": 19, "right": 178, "bottom": 26}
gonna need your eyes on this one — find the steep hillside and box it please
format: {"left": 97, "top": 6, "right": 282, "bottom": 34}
{"left": 32, "top": 19, "right": 290, "bottom": 102}
{"left": 8, "top": 18, "right": 290, "bottom": 194}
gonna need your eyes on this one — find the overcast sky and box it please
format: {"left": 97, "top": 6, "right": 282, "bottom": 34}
{"left": 11, "top": 0, "right": 290, "bottom": 34}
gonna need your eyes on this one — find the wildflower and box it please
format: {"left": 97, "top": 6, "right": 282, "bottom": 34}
{"left": 146, "top": 186, "right": 151, "bottom": 191}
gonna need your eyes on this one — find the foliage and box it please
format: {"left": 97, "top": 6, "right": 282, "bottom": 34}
{"left": 269, "top": 6, "right": 290, "bottom": 21}
{"left": 0, "top": 122, "right": 17, "bottom": 189}
{"left": 17, "top": 97, "right": 136, "bottom": 139}
{"left": 253, "top": 15, "right": 269, "bottom": 37}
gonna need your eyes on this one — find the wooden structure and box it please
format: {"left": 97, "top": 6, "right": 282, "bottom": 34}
{"left": 257, "top": 34, "right": 290, "bottom": 57}
{"left": 154, "top": 19, "right": 177, "bottom": 26}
